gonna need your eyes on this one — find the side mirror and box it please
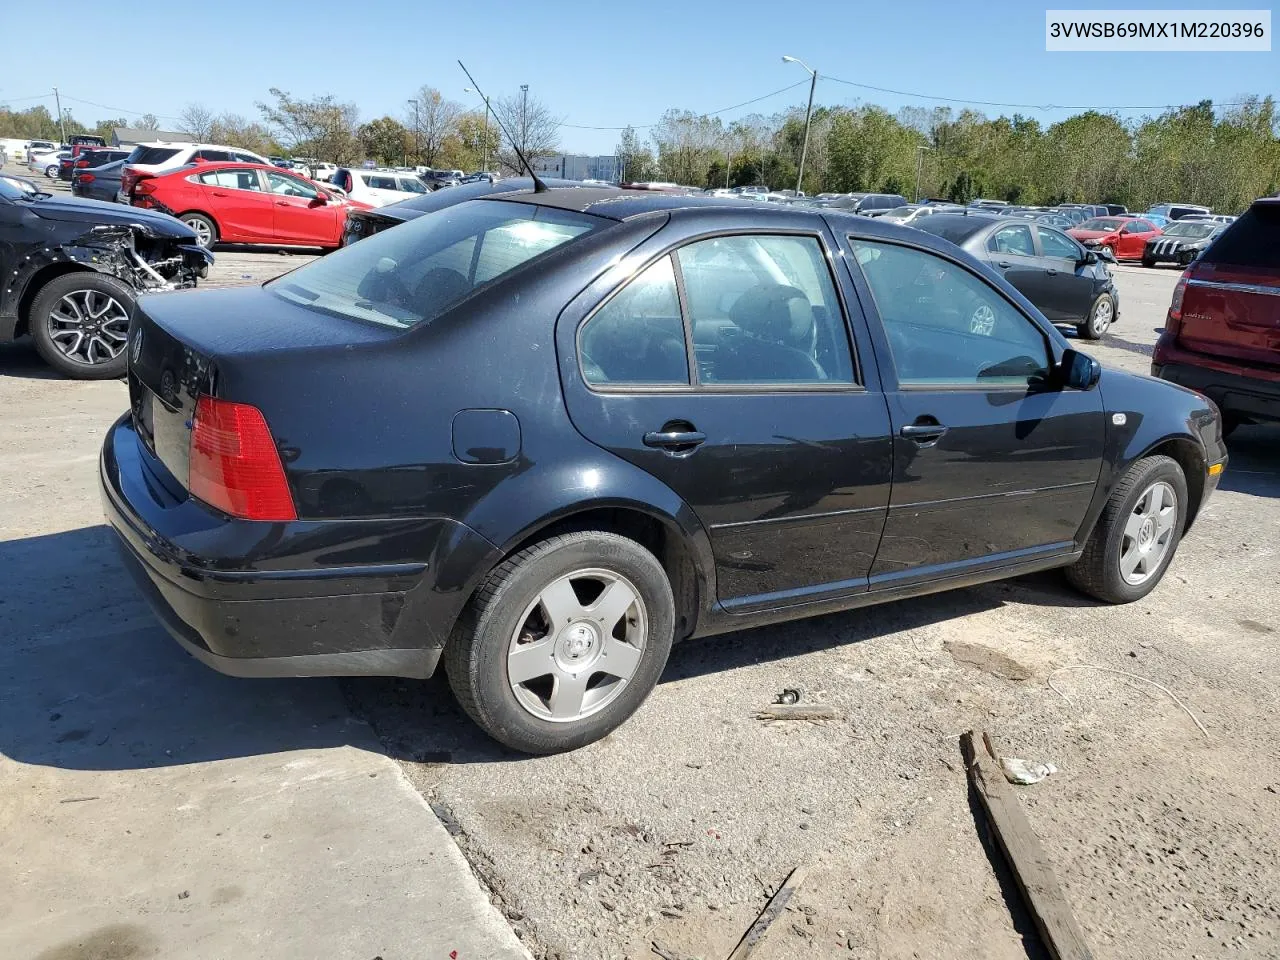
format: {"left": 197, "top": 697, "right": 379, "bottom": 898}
{"left": 311, "top": 192, "right": 329, "bottom": 206}
{"left": 1060, "top": 348, "right": 1101, "bottom": 390}
{"left": 1080, "top": 250, "right": 1098, "bottom": 265}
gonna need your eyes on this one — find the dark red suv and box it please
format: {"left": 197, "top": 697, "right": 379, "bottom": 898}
{"left": 1152, "top": 198, "right": 1280, "bottom": 435}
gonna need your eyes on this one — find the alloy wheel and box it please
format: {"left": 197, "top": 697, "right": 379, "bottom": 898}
{"left": 46, "top": 290, "right": 130, "bottom": 366}
{"left": 1119, "top": 481, "right": 1177, "bottom": 585}
{"left": 506, "top": 568, "right": 648, "bottom": 723}
{"left": 184, "top": 217, "right": 213, "bottom": 248}
{"left": 1100, "top": 244, "right": 1113, "bottom": 258}
{"left": 1091, "top": 297, "right": 1113, "bottom": 336}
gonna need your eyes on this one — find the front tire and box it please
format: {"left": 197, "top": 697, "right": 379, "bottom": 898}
{"left": 445, "top": 531, "right": 675, "bottom": 754}
{"left": 1076, "top": 293, "right": 1115, "bottom": 340}
{"left": 1066, "top": 455, "right": 1187, "bottom": 603}
{"left": 1141, "top": 255, "right": 1155, "bottom": 268}
{"left": 28, "top": 273, "right": 135, "bottom": 379}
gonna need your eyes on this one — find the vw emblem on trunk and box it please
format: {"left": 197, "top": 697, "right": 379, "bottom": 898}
{"left": 130, "top": 328, "right": 143, "bottom": 365}
{"left": 159, "top": 370, "right": 177, "bottom": 404}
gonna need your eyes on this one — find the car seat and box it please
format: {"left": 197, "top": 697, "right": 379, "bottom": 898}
{"left": 717, "top": 284, "right": 825, "bottom": 382}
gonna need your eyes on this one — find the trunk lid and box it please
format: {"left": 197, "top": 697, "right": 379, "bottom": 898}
{"left": 1177, "top": 201, "right": 1280, "bottom": 366}
{"left": 127, "top": 286, "right": 397, "bottom": 493}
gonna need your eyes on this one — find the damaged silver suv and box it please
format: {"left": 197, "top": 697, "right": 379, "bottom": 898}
{"left": 0, "top": 178, "right": 213, "bottom": 379}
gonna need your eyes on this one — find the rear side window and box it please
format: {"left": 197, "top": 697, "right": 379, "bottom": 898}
{"left": 270, "top": 199, "right": 601, "bottom": 329}
{"left": 130, "top": 146, "right": 181, "bottom": 165}
{"left": 195, "top": 149, "right": 231, "bottom": 162}
{"left": 580, "top": 257, "right": 689, "bottom": 386}
{"left": 397, "top": 177, "right": 428, "bottom": 194}
{"left": 198, "top": 169, "right": 262, "bottom": 191}
{"left": 1201, "top": 205, "right": 1279, "bottom": 269}
{"left": 368, "top": 176, "right": 398, "bottom": 190}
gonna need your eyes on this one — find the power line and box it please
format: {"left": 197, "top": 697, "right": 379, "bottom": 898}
{"left": 556, "top": 79, "right": 810, "bottom": 131}
{"left": 820, "top": 73, "right": 1256, "bottom": 113}
{"left": 59, "top": 94, "right": 182, "bottom": 122}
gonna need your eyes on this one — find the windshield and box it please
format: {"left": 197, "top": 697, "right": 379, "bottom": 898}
{"left": 0, "top": 179, "right": 34, "bottom": 201}
{"left": 270, "top": 199, "right": 603, "bottom": 329}
{"left": 1162, "top": 221, "right": 1217, "bottom": 240}
{"left": 1078, "top": 218, "right": 1122, "bottom": 231}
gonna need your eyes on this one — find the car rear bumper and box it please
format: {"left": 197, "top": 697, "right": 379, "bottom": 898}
{"left": 1153, "top": 345, "right": 1280, "bottom": 423}
{"left": 100, "top": 414, "right": 499, "bottom": 678}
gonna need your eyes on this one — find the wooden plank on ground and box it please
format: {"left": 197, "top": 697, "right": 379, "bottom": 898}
{"left": 960, "top": 730, "right": 1096, "bottom": 960}
{"left": 725, "top": 865, "right": 808, "bottom": 960}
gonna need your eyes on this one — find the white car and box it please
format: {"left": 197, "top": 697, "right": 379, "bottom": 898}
{"left": 308, "top": 162, "right": 338, "bottom": 182}
{"left": 878, "top": 204, "right": 948, "bottom": 225}
{"left": 29, "top": 150, "right": 69, "bottom": 178}
{"left": 331, "top": 168, "right": 429, "bottom": 207}
{"left": 117, "top": 142, "right": 271, "bottom": 202}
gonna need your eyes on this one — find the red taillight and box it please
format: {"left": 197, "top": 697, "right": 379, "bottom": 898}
{"left": 79, "top": 174, "right": 95, "bottom": 183}
{"left": 1166, "top": 267, "right": 1191, "bottom": 336}
{"left": 134, "top": 180, "right": 156, "bottom": 195}
{"left": 76, "top": 159, "right": 89, "bottom": 167}
{"left": 189, "top": 397, "right": 296, "bottom": 522}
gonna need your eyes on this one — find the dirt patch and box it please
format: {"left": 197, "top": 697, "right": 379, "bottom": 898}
{"left": 944, "top": 640, "right": 1034, "bottom": 681}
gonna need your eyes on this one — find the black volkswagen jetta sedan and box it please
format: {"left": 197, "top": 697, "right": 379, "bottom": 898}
{"left": 102, "top": 187, "right": 1226, "bottom": 754}
{"left": 913, "top": 213, "right": 1119, "bottom": 340}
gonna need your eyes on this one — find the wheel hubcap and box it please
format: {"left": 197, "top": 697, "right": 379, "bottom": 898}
{"left": 48, "top": 290, "right": 130, "bottom": 365}
{"left": 186, "top": 218, "right": 212, "bottom": 246}
{"left": 507, "top": 568, "right": 647, "bottom": 723}
{"left": 1093, "top": 298, "right": 1113, "bottom": 334}
{"left": 1119, "top": 481, "right": 1177, "bottom": 585}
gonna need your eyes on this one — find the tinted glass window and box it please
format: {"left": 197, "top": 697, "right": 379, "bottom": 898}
{"left": 231, "top": 152, "right": 261, "bottom": 163}
{"left": 368, "top": 176, "right": 399, "bottom": 190}
{"left": 850, "top": 240, "right": 1051, "bottom": 386}
{"left": 1121, "top": 220, "right": 1149, "bottom": 233}
{"left": 266, "top": 171, "right": 318, "bottom": 198}
{"left": 988, "top": 224, "right": 1035, "bottom": 256}
{"left": 397, "top": 177, "right": 428, "bottom": 194}
{"left": 130, "top": 146, "right": 181, "bottom": 165}
{"left": 1201, "top": 204, "right": 1280, "bottom": 269}
{"left": 196, "top": 150, "right": 231, "bottom": 162}
{"left": 1037, "top": 227, "right": 1080, "bottom": 260}
{"left": 580, "top": 256, "right": 688, "bottom": 386}
{"left": 912, "top": 216, "right": 989, "bottom": 244}
{"left": 1162, "top": 221, "right": 1217, "bottom": 240}
{"left": 270, "top": 200, "right": 601, "bottom": 329}
{"left": 676, "top": 234, "right": 854, "bottom": 385}
{"left": 198, "top": 169, "right": 261, "bottom": 191}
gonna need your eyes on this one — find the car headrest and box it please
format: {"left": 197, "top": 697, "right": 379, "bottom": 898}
{"left": 728, "top": 284, "right": 814, "bottom": 348}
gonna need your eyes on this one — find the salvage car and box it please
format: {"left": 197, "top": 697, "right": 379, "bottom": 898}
{"left": 128, "top": 161, "right": 370, "bottom": 250}
{"left": 102, "top": 187, "right": 1226, "bottom": 754}
{"left": 1141, "top": 220, "right": 1226, "bottom": 268}
{"left": 1068, "top": 217, "right": 1162, "bottom": 261}
{"left": 913, "top": 213, "right": 1120, "bottom": 338}
{"left": 72, "top": 159, "right": 126, "bottom": 203}
{"left": 1152, "top": 197, "right": 1280, "bottom": 435}
{"left": 0, "top": 178, "right": 212, "bottom": 378}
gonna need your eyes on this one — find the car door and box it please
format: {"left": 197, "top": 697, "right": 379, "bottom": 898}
{"left": 264, "top": 170, "right": 333, "bottom": 244}
{"left": 983, "top": 223, "right": 1045, "bottom": 310}
{"left": 1118, "top": 219, "right": 1158, "bottom": 258}
{"left": 195, "top": 167, "right": 273, "bottom": 242}
{"left": 1035, "top": 225, "right": 1097, "bottom": 320}
{"left": 840, "top": 234, "right": 1105, "bottom": 588}
{"left": 365, "top": 174, "right": 407, "bottom": 206}
{"left": 558, "top": 220, "right": 894, "bottom": 612}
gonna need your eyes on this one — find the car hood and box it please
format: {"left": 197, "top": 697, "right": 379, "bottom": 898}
{"left": 29, "top": 195, "right": 196, "bottom": 239}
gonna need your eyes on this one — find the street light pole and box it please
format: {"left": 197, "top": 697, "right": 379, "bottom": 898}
{"left": 782, "top": 57, "right": 817, "bottom": 197}
{"left": 519, "top": 84, "right": 529, "bottom": 161}
{"left": 53, "top": 87, "right": 67, "bottom": 145}
{"left": 407, "top": 99, "right": 420, "bottom": 167}
{"left": 914, "top": 145, "right": 930, "bottom": 202}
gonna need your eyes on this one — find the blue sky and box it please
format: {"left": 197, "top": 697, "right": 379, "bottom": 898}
{"left": 3, "top": 0, "right": 1275, "bottom": 155}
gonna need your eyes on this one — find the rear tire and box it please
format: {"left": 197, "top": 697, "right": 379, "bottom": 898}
{"left": 28, "top": 272, "right": 135, "bottom": 380}
{"left": 445, "top": 531, "right": 675, "bottom": 754}
{"left": 179, "top": 212, "right": 218, "bottom": 249}
{"left": 1066, "top": 455, "right": 1187, "bottom": 603}
{"left": 44, "top": 164, "right": 58, "bottom": 179}
{"left": 1221, "top": 416, "right": 1241, "bottom": 438}
{"left": 1076, "top": 293, "right": 1115, "bottom": 340}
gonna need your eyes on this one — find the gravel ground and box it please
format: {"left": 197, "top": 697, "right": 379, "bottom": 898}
{"left": 3, "top": 168, "right": 1276, "bottom": 959}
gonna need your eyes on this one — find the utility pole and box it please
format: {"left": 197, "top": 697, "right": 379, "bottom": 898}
{"left": 53, "top": 87, "right": 66, "bottom": 144}
{"left": 464, "top": 87, "right": 493, "bottom": 173}
{"left": 407, "top": 99, "right": 420, "bottom": 167}
{"left": 782, "top": 57, "right": 817, "bottom": 196}
{"left": 914, "top": 145, "right": 931, "bottom": 202}
{"left": 725, "top": 145, "right": 731, "bottom": 188}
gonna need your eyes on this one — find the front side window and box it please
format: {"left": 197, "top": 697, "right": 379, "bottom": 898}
{"left": 266, "top": 171, "right": 318, "bottom": 198}
{"left": 1037, "top": 227, "right": 1080, "bottom": 260}
{"left": 1121, "top": 220, "right": 1148, "bottom": 234}
{"left": 198, "top": 168, "right": 262, "bottom": 191}
{"left": 270, "top": 199, "right": 601, "bottom": 329}
{"left": 579, "top": 256, "right": 688, "bottom": 386}
{"left": 988, "top": 224, "right": 1035, "bottom": 256}
{"left": 676, "top": 234, "right": 854, "bottom": 385}
{"left": 850, "top": 239, "right": 1051, "bottom": 387}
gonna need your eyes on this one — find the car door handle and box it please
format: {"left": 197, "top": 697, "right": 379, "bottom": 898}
{"left": 643, "top": 427, "right": 706, "bottom": 452}
{"left": 900, "top": 423, "right": 948, "bottom": 442}
{"left": 1045, "top": 268, "right": 1059, "bottom": 276}
{"left": 275, "top": 200, "right": 292, "bottom": 206}
{"left": 212, "top": 190, "right": 229, "bottom": 197}
{"left": 996, "top": 260, "right": 1012, "bottom": 269}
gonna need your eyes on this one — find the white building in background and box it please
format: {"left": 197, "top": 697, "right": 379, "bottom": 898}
{"left": 531, "top": 154, "right": 622, "bottom": 183}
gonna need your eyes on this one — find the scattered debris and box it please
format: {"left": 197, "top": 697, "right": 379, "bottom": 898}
{"left": 58, "top": 796, "right": 99, "bottom": 804}
{"left": 961, "top": 731, "right": 1096, "bottom": 960}
{"left": 999, "top": 757, "right": 1059, "bottom": 785}
{"left": 1047, "top": 664, "right": 1210, "bottom": 739}
{"left": 651, "top": 940, "right": 699, "bottom": 960}
{"left": 774, "top": 688, "right": 802, "bottom": 705}
{"left": 726, "top": 865, "right": 808, "bottom": 960}
{"left": 177, "top": 890, "right": 190, "bottom": 900}
{"left": 944, "top": 640, "right": 1033, "bottom": 681}
{"left": 754, "top": 704, "right": 840, "bottom": 722}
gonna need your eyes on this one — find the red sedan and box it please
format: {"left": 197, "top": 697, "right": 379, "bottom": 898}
{"left": 1067, "top": 216, "right": 1162, "bottom": 261}
{"left": 129, "top": 162, "right": 369, "bottom": 249}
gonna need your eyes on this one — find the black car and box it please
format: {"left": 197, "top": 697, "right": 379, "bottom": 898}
{"left": 71, "top": 158, "right": 126, "bottom": 203}
{"left": 103, "top": 186, "right": 1226, "bottom": 754}
{"left": 342, "top": 177, "right": 594, "bottom": 246}
{"left": 913, "top": 214, "right": 1119, "bottom": 339}
{"left": 0, "top": 178, "right": 212, "bottom": 378}
{"left": 1142, "top": 220, "right": 1225, "bottom": 268}
{"left": 68, "top": 148, "right": 130, "bottom": 187}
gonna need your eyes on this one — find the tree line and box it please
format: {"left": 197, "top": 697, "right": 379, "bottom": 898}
{"left": 618, "top": 96, "right": 1279, "bottom": 213}
{"left": 5, "top": 89, "right": 1276, "bottom": 212}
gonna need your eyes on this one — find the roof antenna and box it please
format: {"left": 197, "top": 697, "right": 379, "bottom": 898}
{"left": 457, "top": 60, "right": 548, "bottom": 193}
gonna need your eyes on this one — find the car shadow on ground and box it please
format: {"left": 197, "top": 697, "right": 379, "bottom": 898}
{"left": 1220, "top": 424, "right": 1280, "bottom": 497}
{"left": 0, "top": 339, "right": 63, "bottom": 380}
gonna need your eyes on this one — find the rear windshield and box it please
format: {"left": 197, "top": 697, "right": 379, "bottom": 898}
{"left": 128, "top": 146, "right": 181, "bottom": 165}
{"left": 1201, "top": 204, "right": 1279, "bottom": 269}
{"left": 1078, "top": 218, "right": 1123, "bottom": 231}
{"left": 269, "top": 199, "right": 603, "bottom": 329}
